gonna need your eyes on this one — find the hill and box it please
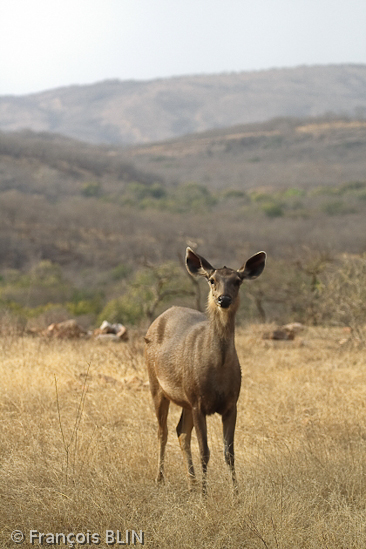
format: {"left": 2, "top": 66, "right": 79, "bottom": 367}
{"left": 1, "top": 116, "right": 366, "bottom": 329}
{"left": 0, "top": 65, "right": 366, "bottom": 145}
{"left": 123, "top": 116, "right": 366, "bottom": 191}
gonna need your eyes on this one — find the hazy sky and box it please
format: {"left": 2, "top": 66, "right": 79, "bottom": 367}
{"left": 0, "top": 0, "right": 365, "bottom": 96}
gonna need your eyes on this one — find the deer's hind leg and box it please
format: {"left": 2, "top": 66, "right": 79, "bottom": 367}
{"left": 153, "top": 390, "right": 170, "bottom": 484}
{"left": 176, "top": 408, "right": 196, "bottom": 490}
{"left": 192, "top": 408, "right": 210, "bottom": 496}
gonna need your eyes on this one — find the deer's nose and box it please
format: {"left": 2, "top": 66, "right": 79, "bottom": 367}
{"left": 218, "top": 295, "right": 232, "bottom": 308}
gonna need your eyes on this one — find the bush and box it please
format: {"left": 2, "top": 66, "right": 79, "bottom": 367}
{"left": 172, "top": 182, "right": 217, "bottom": 212}
{"left": 261, "top": 202, "right": 284, "bottom": 218}
{"left": 221, "top": 189, "right": 249, "bottom": 202}
{"left": 122, "top": 182, "right": 167, "bottom": 207}
{"left": 0, "top": 261, "right": 71, "bottom": 308}
{"left": 283, "top": 188, "right": 306, "bottom": 198}
{"left": 317, "top": 255, "right": 366, "bottom": 338}
{"left": 98, "top": 295, "right": 144, "bottom": 326}
{"left": 98, "top": 261, "right": 194, "bottom": 326}
{"left": 66, "top": 299, "right": 101, "bottom": 317}
{"left": 110, "top": 263, "right": 132, "bottom": 281}
{"left": 81, "top": 181, "right": 102, "bottom": 198}
{"left": 340, "top": 180, "right": 366, "bottom": 193}
{"left": 321, "top": 200, "right": 356, "bottom": 216}
{"left": 30, "top": 260, "right": 64, "bottom": 286}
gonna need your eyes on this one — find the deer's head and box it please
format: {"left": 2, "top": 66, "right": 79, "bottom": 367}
{"left": 186, "top": 248, "right": 266, "bottom": 311}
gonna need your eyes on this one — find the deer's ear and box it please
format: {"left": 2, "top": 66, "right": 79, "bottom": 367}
{"left": 186, "top": 248, "right": 215, "bottom": 278}
{"left": 238, "top": 251, "right": 266, "bottom": 280}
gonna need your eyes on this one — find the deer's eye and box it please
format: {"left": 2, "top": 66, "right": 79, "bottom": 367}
{"left": 209, "top": 278, "right": 215, "bottom": 285}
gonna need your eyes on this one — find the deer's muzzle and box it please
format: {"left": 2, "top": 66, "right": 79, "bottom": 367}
{"left": 218, "top": 295, "right": 232, "bottom": 309}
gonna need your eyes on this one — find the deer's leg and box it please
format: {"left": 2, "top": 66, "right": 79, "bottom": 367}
{"left": 176, "top": 408, "right": 196, "bottom": 489}
{"left": 154, "top": 392, "right": 170, "bottom": 484}
{"left": 192, "top": 408, "right": 210, "bottom": 496}
{"left": 222, "top": 406, "right": 238, "bottom": 493}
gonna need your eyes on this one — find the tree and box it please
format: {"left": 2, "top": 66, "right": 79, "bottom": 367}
{"left": 98, "top": 260, "right": 195, "bottom": 326}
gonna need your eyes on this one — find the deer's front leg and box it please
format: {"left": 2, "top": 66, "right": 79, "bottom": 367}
{"left": 176, "top": 408, "right": 196, "bottom": 490}
{"left": 222, "top": 406, "right": 238, "bottom": 493}
{"left": 192, "top": 408, "right": 210, "bottom": 496}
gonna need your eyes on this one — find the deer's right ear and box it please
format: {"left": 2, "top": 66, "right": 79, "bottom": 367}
{"left": 186, "top": 248, "right": 215, "bottom": 278}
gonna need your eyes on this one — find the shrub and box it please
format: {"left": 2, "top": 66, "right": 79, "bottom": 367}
{"left": 261, "top": 202, "right": 284, "bottom": 218}
{"left": 317, "top": 255, "right": 366, "bottom": 338}
{"left": 98, "top": 261, "right": 194, "bottom": 326}
{"left": 221, "top": 189, "right": 249, "bottom": 202}
{"left": 122, "top": 182, "right": 167, "bottom": 207}
{"left": 0, "top": 261, "right": 71, "bottom": 308}
{"left": 250, "top": 191, "right": 272, "bottom": 203}
{"left": 247, "top": 156, "right": 261, "bottom": 163}
{"left": 321, "top": 200, "right": 356, "bottom": 216}
{"left": 169, "top": 182, "right": 217, "bottom": 213}
{"left": 81, "top": 181, "right": 102, "bottom": 197}
{"left": 30, "top": 260, "right": 64, "bottom": 286}
{"left": 98, "top": 295, "right": 144, "bottom": 326}
{"left": 67, "top": 299, "right": 101, "bottom": 317}
{"left": 283, "top": 188, "right": 306, "bottom": 198}
{"left": 340, "top": 180, "right": 366, "bottom": 193}
{"left": 110, "top": 263, "right": 132, "bottom": 281}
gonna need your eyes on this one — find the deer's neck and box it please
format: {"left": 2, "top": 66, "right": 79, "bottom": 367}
{"left": 206, "top": 294, "right": 238, "bottom": 347}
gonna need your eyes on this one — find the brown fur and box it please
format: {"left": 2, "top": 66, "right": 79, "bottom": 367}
{"left": 145, "top": 247, "right": 266, "bottom": 494}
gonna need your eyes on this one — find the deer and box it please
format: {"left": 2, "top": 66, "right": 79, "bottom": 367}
{"left": 144, "top": 247, "right": 266, "bottom": 495}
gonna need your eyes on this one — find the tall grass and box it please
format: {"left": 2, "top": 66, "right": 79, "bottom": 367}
{"left": 1, "top": 327, "right": 366, "bottom": 548}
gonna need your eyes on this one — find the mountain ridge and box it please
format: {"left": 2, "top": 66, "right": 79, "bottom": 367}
{"left": 1, "top": 64, "right": 365, "bottom": 145}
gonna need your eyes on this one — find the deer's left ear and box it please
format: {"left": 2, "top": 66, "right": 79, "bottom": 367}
{"left": 238, "top": 251, "right": 266, "bottom": 280}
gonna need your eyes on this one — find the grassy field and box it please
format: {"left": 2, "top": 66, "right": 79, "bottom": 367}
{"left": 1, "top": 326, "right": 366, "bottom": 548}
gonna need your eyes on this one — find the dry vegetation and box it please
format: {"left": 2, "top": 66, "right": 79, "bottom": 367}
{"left": 1, "top": 327, "right": 366, "bottom": 548}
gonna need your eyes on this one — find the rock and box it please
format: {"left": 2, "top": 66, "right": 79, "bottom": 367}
{"left": 281, "top": 322, "right": 305, "bottom": 334}
{"left": 95, "top": 333, "right": 124, "bottom": 343}
{"left": 45, "top": 319, "right": 86, "bottom": 339}
{"left": 94, "top": 320, "right": 128, "bottom": 341}
{"left": 263, "top": 323, "right": 305, "bottom": 341}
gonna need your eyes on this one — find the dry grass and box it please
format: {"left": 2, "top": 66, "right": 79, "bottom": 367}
{"left": 1, "top": 326, "right": 366, "bottom": 548}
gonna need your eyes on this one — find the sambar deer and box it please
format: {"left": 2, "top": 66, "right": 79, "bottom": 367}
{"left": 145, "top": 247, "right": 266, "bottom": 495}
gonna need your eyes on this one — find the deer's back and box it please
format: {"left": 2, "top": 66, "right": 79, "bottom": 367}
{"left": 145, "top": 306, "right": 207, "bottom": 363}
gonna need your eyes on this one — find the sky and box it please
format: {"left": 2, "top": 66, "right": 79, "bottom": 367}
{"left": 0, "top": 0, "right": 365, "bottom": 96}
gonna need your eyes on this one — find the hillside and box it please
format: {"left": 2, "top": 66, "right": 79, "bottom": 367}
{"left": 123, "top": 116, "right": 366, "bottom": 191}
{"left": 1, "top": 116, "right": 366, "bottom": 329}
{"left": 0, "top": 65, "right": 366, "bottom": 145}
